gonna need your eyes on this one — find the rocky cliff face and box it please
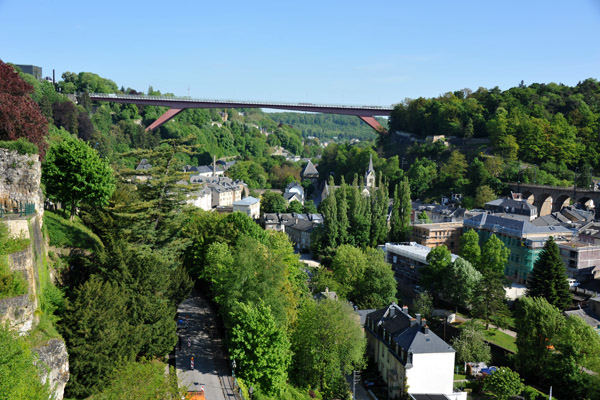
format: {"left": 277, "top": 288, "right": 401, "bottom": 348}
{"left": 0, "top": 148, "right": 69, "bottom": 399}
{"left": 37, "top": 339, "right": 70, "bottom": 399}
{"left": 0, "top": 148, "right": 43, "bottom": 214}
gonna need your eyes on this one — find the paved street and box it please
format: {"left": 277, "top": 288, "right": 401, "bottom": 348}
{"left": 176, "top": 290, "right": 237, "bottom": 400}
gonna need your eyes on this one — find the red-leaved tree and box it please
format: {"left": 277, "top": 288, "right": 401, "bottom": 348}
{"left": 0, "top": 60, "right": 48, "bottom": 157}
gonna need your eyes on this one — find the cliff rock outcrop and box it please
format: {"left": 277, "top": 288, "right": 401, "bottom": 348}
{"left": 0, "top": 148, "right": 69, "bottom": 399}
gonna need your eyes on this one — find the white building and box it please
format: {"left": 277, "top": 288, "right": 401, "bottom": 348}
{"left": 186, "top": 188, "right": 212, "bottom": 211}
{"left": 365, "top": 303, "right": 459, "bottom": 399}
{"left": 233, "top": 196, "right": 260, "bottom": 220}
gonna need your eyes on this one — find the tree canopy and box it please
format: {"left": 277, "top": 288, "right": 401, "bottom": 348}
{"left": 526, "top": 237, "right": 572, "bottom": 310}
{"left": 0, "top": 60, "right": 48, "bottom": 156}
{"left": 43, "top": 132, "right": 116, "bottom": 219}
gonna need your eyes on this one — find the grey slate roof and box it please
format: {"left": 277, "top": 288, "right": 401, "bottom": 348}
{"left": 136, "top": 158, "right": 152, "bottom": 170}
{"left": 366, "top": 303, "right": 454, "bottom": 357}
{"left": 233, "top": 196, "right": 259, "bottom": 206}
{"left": 464, "top": 212, "right": 574, "bottom": 237}
{"left": 485, "top": 198, "right": 537, "bottom": 216}
{"left": 301, "top": 160, "right": 319, "bottom": 177}
{"left": 394, "top": 324, "right": 455, "bottom": 354}
{"left": 410, "top": 395, "right": 450, "bottom": 400}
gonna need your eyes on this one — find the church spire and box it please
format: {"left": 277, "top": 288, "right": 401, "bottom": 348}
{"left": 365, "top": 154, "right": 376, "bottom": 189}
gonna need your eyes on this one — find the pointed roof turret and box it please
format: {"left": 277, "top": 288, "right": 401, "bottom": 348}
{"left": 301, "top": 160, "right": 319, "bottom": 179}
{"left": 367, "top": 153, "right": 374, "bottom": 174}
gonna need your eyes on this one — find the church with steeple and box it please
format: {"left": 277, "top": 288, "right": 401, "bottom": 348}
{"left": 365, "top": 154, "right": 376, "bottom": 189}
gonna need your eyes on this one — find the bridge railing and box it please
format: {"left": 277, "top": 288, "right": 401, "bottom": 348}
{"left": 88, "top": 93, "right": 393, "bottom": 112}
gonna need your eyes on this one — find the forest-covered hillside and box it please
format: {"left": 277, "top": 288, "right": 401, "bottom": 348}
{"left": 386, "top": 79, "right": 600, "bottom": 170}
{"left": 267, "top": 112, "right": 387, "bottom": 141}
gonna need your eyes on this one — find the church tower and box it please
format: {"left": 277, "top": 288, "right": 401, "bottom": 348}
{"left": 365, "top": 154, "right": 376, "bottom": 189}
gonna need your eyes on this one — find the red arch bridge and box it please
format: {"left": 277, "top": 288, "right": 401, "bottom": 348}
{"left": 89, "top": 93, "right": 393, "bottom": 133}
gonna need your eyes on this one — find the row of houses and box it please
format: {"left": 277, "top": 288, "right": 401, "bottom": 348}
{"left": 407, "top": 196, "right": 600, "bottom": 284}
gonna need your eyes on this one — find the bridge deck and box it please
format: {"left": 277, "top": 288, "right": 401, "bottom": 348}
{"left": 88, "top": 93, "right": 393, "bottom": 117}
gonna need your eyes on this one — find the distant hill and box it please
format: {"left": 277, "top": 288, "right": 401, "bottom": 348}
{"left": 267, "top": 112, "right": 387, "bottom": 142}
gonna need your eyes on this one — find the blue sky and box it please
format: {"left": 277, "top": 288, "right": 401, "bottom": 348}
{"left": 1, "top": 0, "right": 599, "bottom": 106}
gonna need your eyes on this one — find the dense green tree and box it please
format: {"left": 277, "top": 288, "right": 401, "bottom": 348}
{"left": 229, "top": 302, "right": 291, "bottom": 396}
{"left": 443, "top": 257, "right": 481, "bottom": 309}
{"left": 0, "top": 326, "right": 51, "bottom": 399}
{"left": 478, "top": 234, "right": 509, "bottom": 276}
{"left": 472, "top": 233, "right": 510, "bottom": 329}
{"left": 260, "top": 191, "right": 287, "bottom": 213}
{"left": 291, "top": 298, "right": 365, "bottom": 399}
{"left": 451, "top": 324, "right": 492, "bottom": 367}
{"left": 204, "top": 233, "right": 302, "bottom": 329}
{"left": 460, "top": 229, "right": 481, "bottom": 266}
{"left": 515, "top": 296, "right": 564, "bottom": 380}
{"left": 287, "top": 199, "right": 303, "bottom": 213}
{"left": 474, "top": 185, "right": 496, "bottom": 208}
{"left": 0, "top": 60, "right": 48, "bottom": 156}
{"left": 60, "top": 277, "right": 136, "bottom": 398}
{"left": 416, "top": 210, "right": 431, "bottom": 223}
{"left": 302, "top": 200, "right": 318, "bottom": 214}
{"left": 411, "top": 292, "right": 433, "bottom": 320}
{"left": 90, "top": 360, "right": 183, "bottom": 400}
{"left": 335, "top": 177, "right": 350, "bottom": 245}
{"left": 389, "top": 178, "right": 412, "bottom": 242}
{"left": 318, "top": 177, "right": 339, "bottom": 250}
{"left": 370, "top": 175, "right": 389, "bottom": 246}
{"left": 331, "top": 244, "right": 366, "bottom": 299}
{"left": 407, "top": 157, "right": 437, "bottom": 197}
{"left": 440, "top": 150, "right": 468, "bottom": 191}
{"left": 420, "top": 245, "right": 452, "bottom": 294}
{"left": 482, "top": 367, "right": 524, "bottom": 400}
{"left": 43, "top": 132, "right": 116, "bottom": 219}
{"left": 353, "top": 247, "right": 397, "bottom": 308}
{"left": 526, "top": 237, "right": 572, "bottom": 310}
{"left": 472, "top": 272, "right": 510, "bottom": 329}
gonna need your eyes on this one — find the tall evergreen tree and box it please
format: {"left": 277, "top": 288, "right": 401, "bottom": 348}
{"left": 398, "top": 177, "right": 412, "bottom": 240}
{"left": 526, "top": 237, "right": 572, "bottom": 310}
{"left": 321, "top": 176, "right": 339, "bottom": 249}
{"left": 389, "top": 184, "right": 402, "bottom": 242}
{"left": 335, "top": 176, "right": 350, "bottom": 245}
{"left": 370, "top": 173, "right": 389, "bottom": 246}
{"left": 347, "top": 177, "right": 370, "bottom": 248}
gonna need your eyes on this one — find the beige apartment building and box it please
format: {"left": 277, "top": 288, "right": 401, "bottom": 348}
{"left": 410, "top": 222, "right": 463, "bottom": 254}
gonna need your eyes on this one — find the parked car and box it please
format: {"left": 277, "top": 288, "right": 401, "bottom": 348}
{"left": 568, "top": 279, "right": 580, "bottom": 287}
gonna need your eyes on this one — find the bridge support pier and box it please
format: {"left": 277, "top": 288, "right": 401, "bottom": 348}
{"left": 146, "top": 108, "right": 185, "bottom": 131}
{"left": 358, "top": 116, "right": 386, "bottom": 133}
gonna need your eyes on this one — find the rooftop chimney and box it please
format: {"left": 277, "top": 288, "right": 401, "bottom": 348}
{"left": 422, "top": 325, "right": 429, "bottom": 334}
{"left": 410, "top": 318, "right": 418, "bottom": 327}
{"left": 415, "top": 313, "right": 421, "bottom": 322}
{"left": 420, "top": 318, "right": 427, "bottom": 327}
{"left": 402, "top": 305, "right": 408, "bottom": 314}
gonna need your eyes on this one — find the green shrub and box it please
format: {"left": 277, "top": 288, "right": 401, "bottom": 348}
{"left": 0, "top": 138, "right": 38, "bottom": 155}
{"left": 0, "top": 262, "right": 27, "bottom": 299}
{"left": 0, "top": 223, "right": 29, "bottom": 299}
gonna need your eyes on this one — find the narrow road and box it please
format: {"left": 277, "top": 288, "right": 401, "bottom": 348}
{"left": 176, "top": 289, "right": 238, "bottom": 400}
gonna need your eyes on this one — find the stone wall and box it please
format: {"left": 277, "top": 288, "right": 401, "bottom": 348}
{"left": 0, "top": 220, "right": 39, "bottom": 334}
{"left": 0, "top": 148, "right": 43, "bottom": 216}
{"left": 0, "top": 149, "right": 69, "bottom": 399}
